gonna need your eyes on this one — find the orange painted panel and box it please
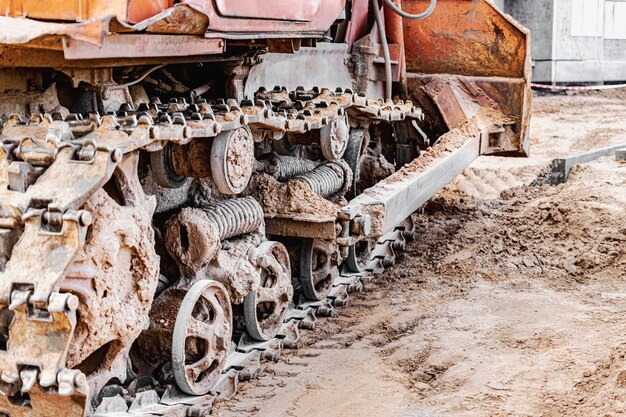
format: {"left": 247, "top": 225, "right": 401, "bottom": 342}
{"left": 127, "top": 0, "right": 174, "bottom": 23}
{"left": 0, "top": 0, "right": 171, "bottom": 23}
{"left": 403, "top": 0, "right": 529, "bottom": 78}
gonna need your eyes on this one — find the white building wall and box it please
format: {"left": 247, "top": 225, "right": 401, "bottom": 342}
{"left": 505, "top": 0, "right": 626, "bottom": 83}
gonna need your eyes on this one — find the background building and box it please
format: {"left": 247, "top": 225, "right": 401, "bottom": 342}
{"left": 500, "top": 0, "right": 626, "bottom": 84}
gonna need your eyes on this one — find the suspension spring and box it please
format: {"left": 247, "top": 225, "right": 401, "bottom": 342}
{"left": 294, "top": 160, "right": 353, "bottom": 198}
{"left": 165, "top": 196, "right": 264, "bottom": 272}
{"left": 258, "top": 154, "right": 318, "bottom": 181}
{"left": 201, "top": 197, "right": 264, "bottom": 240}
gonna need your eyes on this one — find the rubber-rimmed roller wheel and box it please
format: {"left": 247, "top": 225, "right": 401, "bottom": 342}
{"left": 345, "top": 238, "right": 374, "bottom": 273}
{"left": 150, "top": 143, "right": 188, "bottom": 188}
{"left": 244, "top": 242, "right": 293, "bottom": 341}
{"left": 299, "top": 238, "right": 338, "bottom": 301}
{"left": 172, "top": 279, "right": 232, "bottom": 395}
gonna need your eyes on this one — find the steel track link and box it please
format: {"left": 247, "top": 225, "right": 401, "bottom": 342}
{"left": 92, "top": 225, "right": 409, "bottom": 417}
{"left": 0, "top": 86, "right": 422, "bottom": 417}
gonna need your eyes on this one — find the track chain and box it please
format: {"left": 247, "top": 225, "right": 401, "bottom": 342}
{"left": 0, "top": 87, "right": 421, "bottom": 417}
{"left": 91, "top": 226, "right": 410, "bottom": 417}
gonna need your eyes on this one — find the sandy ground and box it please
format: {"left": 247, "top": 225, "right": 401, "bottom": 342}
{"left": 212, "top": 91, "right": 626, "bottom": 417}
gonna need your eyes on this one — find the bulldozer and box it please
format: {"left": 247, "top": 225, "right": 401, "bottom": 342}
{"left": 0, "top": 0, "right": 530, "bottom": 415}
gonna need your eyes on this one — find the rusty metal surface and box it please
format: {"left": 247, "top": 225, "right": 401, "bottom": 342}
{"left": 190, "top": 0, "right": 346, "bottom": 39}
{"left": 0, "top": 298, "right": 79, "bottom": 386}
{"left": 0, "top": 112, "right": 123, "bottom": 416}
{"left": 0, "top": 0, "right": 171, "bottom": 24}
{"left": 127, "top": 0, "right": 174, "bottom": 23}
{"left": 407, "top": 73, "right": 530, "bottom": 156}
{"left": 172, "top": 280, "right": 233, "bottom": 395}
{"left": 0, "top": 45, "right": 231, "bottom": 68}
{"left": 0, "top": 16, "right": 108, "bottom": 46}
{"left": 114, "top": 4, "right": 208, "bottom": 35}
{"left": 344, "top": 0, "right": 370, "bottom": 44}
{"left": 402, "top": 0, "right": 530, "bottom": 78}
{"left": 265, "top": 216, "right": 338, "bottom": 240}
{"left": 0, "top": 215, "right": 85, "bottom": 305}
{"left": 0, "top": 0, "right": 345, "bottom": 49}
{"left": 0, "top": 0, "right": 125, "bottom": 23}
{"left": 0, "top": 85, "right": 456, "bottom": 417}
{"left": 0, "top": 383, "right": 87, "bottom": 417}
{"left": 244, "top": 241, "right": 293, "bottom": 341}
{"left": 402, "top": 0, "right": 532, "bottom": 157}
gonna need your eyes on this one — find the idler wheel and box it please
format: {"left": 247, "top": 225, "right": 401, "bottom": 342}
{"left": 172, "top": 280, "right": 233, "bottom": 395}
{"left": 244, "top": 242, "right": 293, "bottom": 341}
{"left": 320, "top": 117, "right": 349, "bottom": 160}
{"left": 210, "top": 127, "right": 255, "bottom": 195}
{"left": 299, "top": 238, "right": 338, "bottom": 301}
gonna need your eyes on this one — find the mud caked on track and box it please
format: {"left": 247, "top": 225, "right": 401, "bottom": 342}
{"left": 212, "top": 92, "right": 626, "bottom": 417}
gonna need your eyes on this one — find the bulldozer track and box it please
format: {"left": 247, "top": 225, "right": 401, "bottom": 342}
{"left": 91, "top": 228, "right": 409, "bottom": 417}
{"left": 0, "top": 86, "right": 422, "bottom": 417}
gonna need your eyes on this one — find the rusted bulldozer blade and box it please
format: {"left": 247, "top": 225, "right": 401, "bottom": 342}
{"left": 0, "top": 384, "right": 87, "bottom": 417}
{"left": 403, "top": 0, "right": 532, "bottom": 157}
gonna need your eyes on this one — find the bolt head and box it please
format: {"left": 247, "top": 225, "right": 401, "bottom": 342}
{"left": 66, "top": 294, "right": 79, "bottom": 311}
{"left": 111, "top": 148, "right": 123, "bottom": 162}
{"left": 79, "top": 211, "right": 93, "bottom": 227}
{"left": 150, "top": 126, "right": 160, "bottom": 140}
{"left": 74, "top": 372, "right": 87, "bottom": 387}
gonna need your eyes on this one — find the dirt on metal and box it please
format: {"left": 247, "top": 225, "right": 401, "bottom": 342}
{"left": 212, "top": 92, "right": 626, "bottom": 417}
{"left": 63, "top": 186, "right": 159, "bottom": 371}
{"left": 246, "top": 172, "right": 340, "bottom": 217}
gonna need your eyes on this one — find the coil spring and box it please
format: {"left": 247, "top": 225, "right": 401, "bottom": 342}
{"left": 202, "top": 197, "right": 264, "bottom": 240}
{"left": 294, "top": 160, "right": 351, "bottom": 198}
{"left": 259, "top": 155, "right": 318, "bottom": 181}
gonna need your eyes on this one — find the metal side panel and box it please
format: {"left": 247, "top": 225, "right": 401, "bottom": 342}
{"left": 244, "top": 44, "right": 353, "bottom": 99}
{"left": 63, "top": 34, "right": 224, "bottom": 59}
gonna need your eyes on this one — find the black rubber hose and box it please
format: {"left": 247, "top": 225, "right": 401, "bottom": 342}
{"left": 383, "top": 0, "right": 437, "bottom": 20}
{"left": 371, "top": 0, "right": 438, "bottom": 100}
{"left": 371, "top": 0, "right": 393, "bottom": 100}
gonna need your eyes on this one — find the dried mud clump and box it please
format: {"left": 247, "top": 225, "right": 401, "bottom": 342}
{"left": 62, "top": 187, "right": 159, "bottom": 375}
{"left": 245, "top": 172, "right": 339, "bottom": 217}
{"left": 357, "top": 148, "right": 395, "bottom": 191}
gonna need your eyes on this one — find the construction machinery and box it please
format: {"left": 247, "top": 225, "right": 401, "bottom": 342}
{"left": 0, "top": 0, "right": 531, "bottom": 415}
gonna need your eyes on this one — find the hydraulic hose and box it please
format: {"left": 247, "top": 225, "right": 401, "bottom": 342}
{"left": 371, "top": 0, "right": 393, "bottom": 100}
{"left": 118, "top": 64, "right": 166, "bottom": 88}
{"left": 383, "top": 0, "right": 437, "bottom": 20}
{"left": 371, "top": 0, "right": 437, "bottom": 100}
